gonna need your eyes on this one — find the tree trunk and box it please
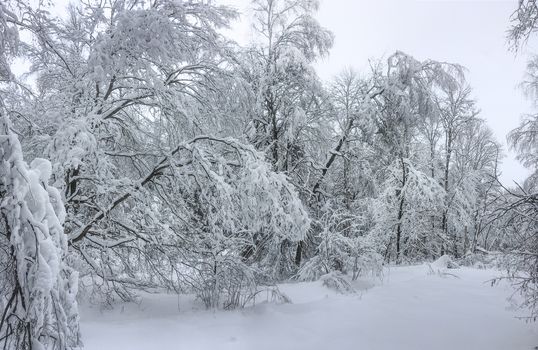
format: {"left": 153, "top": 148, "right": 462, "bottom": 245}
{"left": 395, "top": 156, "right": 408, "bottom": 264}
{"left": 442, "top": 130, "right": 452, "bottom": 254}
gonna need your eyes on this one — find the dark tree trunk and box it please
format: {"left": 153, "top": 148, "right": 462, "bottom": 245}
{"left": 395, "top": 156, "right": 408, "bottom": 264}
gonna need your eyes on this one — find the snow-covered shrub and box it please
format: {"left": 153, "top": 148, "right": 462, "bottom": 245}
{"left": 181, "top": 252, "right": 294, "bottom": 309}
{"left": 298, "top": 204, "right": 382, "bottom": 282}
{"left": 320, "top": 271, "right": 356, "bottom": 294}
{"left": 351, "top": 245, "right": 384, "bottom": 280}
{"left": 263, "top": 286, "right": 292, "bottom": 305}
{"left": 0, "top": 115, "right": 80, "bottom": 349}
{"left": 458, "top": 249, "right": 504, "bottom": 269}
{"left": 183, "top": 252, "right": 258, "bottom": 310}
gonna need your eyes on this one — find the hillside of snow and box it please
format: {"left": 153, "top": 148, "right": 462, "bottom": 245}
{"left": 80, "top": 265, "right": 537, "bottom": 350}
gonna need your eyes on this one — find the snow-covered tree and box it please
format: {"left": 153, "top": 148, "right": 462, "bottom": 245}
{"left": 495, "top": 52, "right": 538, "bottom": 320}
{"left": 230, "top": 0, "right": 335, "bottom": 270}
{"left": 243, "top": 0, "right": 333, "bottom": 171}
{"left": 509, "top": 0, "right": 538, "bottom": 49}
{"left": 0, "top": 0, "right": 314, "bottom": 304}
{"left": 0, "top": 112, "right": 81, "bottom": 349}
{"left": 366, "top": 52, "right": 463, "bottom": 262}
{"left": 492, "top": 8, "right": 538, "bottom": 318}
{"left": 1, "top": 3, "right": 80, "bottom": 347}
{"left": 435, "top": 85, "right": 478, "bottom": 256}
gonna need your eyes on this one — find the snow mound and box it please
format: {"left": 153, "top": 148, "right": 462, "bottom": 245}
{"left": 431, "top": 255, "right": 460, "bottom": 269}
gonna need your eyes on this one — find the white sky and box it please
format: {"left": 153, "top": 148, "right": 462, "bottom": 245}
{"left": 224, "top": 0, "right": 535, "bottom": 185}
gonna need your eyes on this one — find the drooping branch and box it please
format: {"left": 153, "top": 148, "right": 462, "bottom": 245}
{"left": 69, "top": 135, "right": 244, "bottom": 244}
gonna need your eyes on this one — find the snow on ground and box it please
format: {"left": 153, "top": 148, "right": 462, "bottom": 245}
{"left": 81, "top": 265, "right": 538, "bottom": 350}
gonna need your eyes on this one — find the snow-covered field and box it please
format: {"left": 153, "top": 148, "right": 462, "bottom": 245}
{"left": 80, "top": 265, "right": 537, "bottom": 350}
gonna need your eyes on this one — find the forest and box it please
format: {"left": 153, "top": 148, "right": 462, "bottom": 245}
{"left": 0, "top": 0, "right": 537, "bottom": 349}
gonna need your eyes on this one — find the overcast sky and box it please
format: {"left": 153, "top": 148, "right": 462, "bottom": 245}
{"left": 224, "top": 0, "right": 535, "bottom": 185}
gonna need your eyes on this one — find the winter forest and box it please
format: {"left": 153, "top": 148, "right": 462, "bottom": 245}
{"left": 0, "top": 0, "right": 538, "bottom": 349}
